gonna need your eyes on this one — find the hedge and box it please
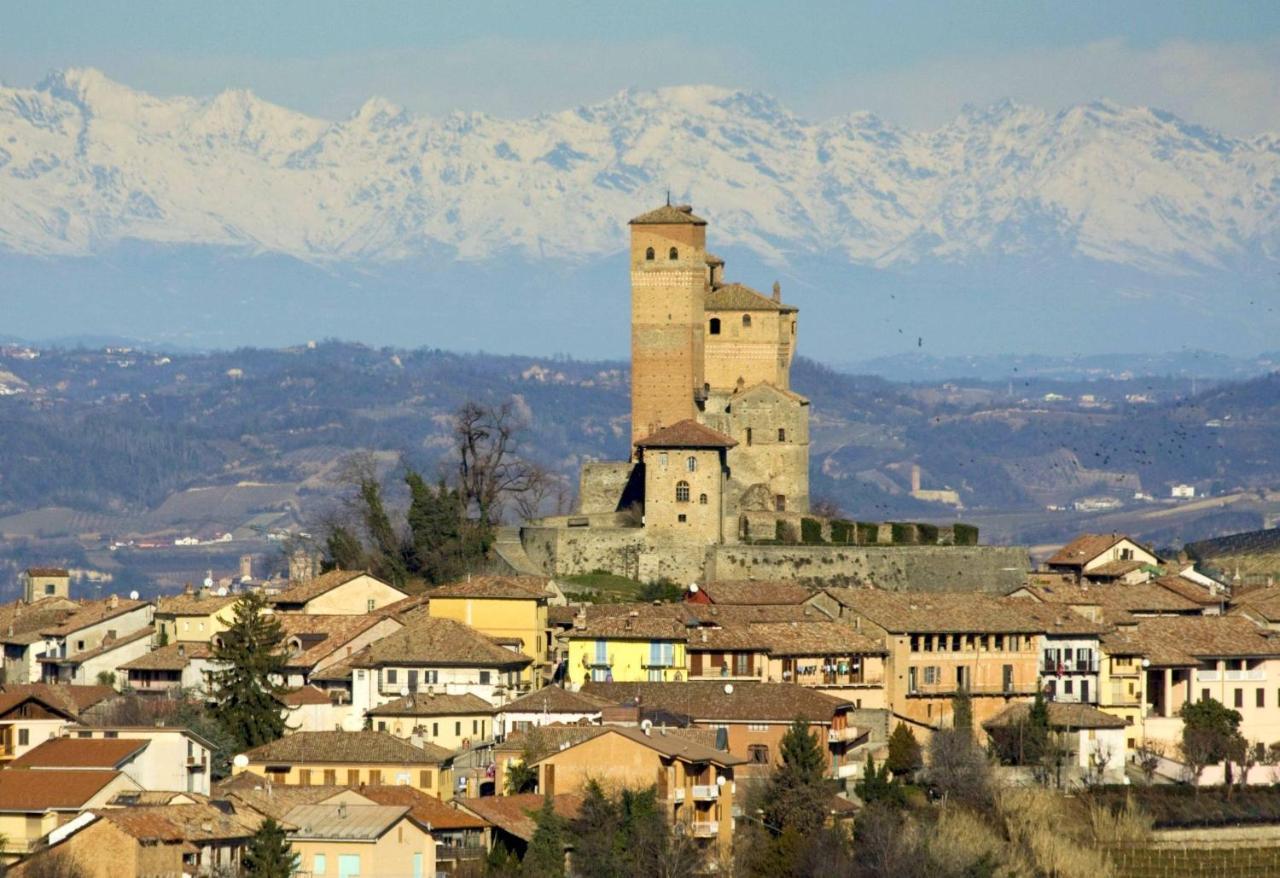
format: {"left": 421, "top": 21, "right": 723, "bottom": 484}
{"left": 801, "top": 517, "right": 825, "bottom": 544}
{"left": 830, "top": 519, "right": 855, "bottom": 544}
{"left": 916, "top": 523, "right": 939, "bottom": 545}
{"left": 857, "top": 522, "right": 880, "bottom": 544}
{"left": 954, "top": 523, "right": 980, "bottom": 546}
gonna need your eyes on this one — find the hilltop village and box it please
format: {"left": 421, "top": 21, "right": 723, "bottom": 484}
{"left": 2, "top": 206, "right": 1280, "bottom": 876}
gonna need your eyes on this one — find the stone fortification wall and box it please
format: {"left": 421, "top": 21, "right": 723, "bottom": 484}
{"left": 578, "top": 461, "right": 641, "bottom": 514}
{"left": 519, "top": 525, "right": 648, "bottom": 579}
{"left": 705, "top": 544, "right": 1029, "bottom": 593}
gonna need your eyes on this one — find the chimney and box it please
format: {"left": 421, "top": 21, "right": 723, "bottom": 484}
{"left": 183, "top": 582, "right": 194, "bottom": 596}
{"left": 911, "top": 465, "right": 922, "bottom": 494}
{"left": 772, "top": 281, "right": 781, "bottom": 303}
{"left": 239, "top": 555, "right": 253, "bottom": 581}
{"left": 108, "top": 594, "right": 118, "bottom": 609}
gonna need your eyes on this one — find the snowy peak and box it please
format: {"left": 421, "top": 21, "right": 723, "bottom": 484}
{"left": 0, "top": 68, "right": 1278, "bottom": 271}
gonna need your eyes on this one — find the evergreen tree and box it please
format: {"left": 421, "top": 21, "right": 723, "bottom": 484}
{"left": 243, "top": 817, "right": 298, "bottom": 878}
{"left": 885, "top": 722, "right": 923, "bottom": 776}
{"left": 743, "top": 718, "right": 831, "bottom": 876}
{"left": 1025, "top": 690, "right": 1051, "bottom": 764}
{"left": 486, "top": 840, "right": 521, "bottom": 878}
{"left": 569, "top": 779, "right": 623, "bottom": 878}
{"left": 358, "top": 476, "right": 408, "bottom": 586}
{"left": 324, "top": 524, "right": 366, "bottom": 572}
{"left": 952, "top": 689, "right": 974, "bottom": 734}
{"left": 210, "top": 590, "right": 288, "bottom": 750}
{"left": 854, "top": 753, "right": 902, "bottom": 806}
{"left": 406, "top": 471, "right": 473, "bottom": 583}
{"left": 522, "top": 796, "right": 566, "bottom": 878}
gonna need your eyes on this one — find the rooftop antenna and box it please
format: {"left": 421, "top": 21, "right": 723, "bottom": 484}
{"left": 666, "top": 188, "right": 671, "bottom": 206}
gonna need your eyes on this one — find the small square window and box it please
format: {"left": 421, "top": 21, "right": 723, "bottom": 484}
{"left": 678, "top": 514, "right": 687, "bottom": 523}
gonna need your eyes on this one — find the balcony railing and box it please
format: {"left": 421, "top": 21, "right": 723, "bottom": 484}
{"left": 908, "top": 682, "right": 1038, "bottom": 697}
{"left": 690, "top": 785, "right": 719, "bottom": 800}
{"left": 691, "top": 820, "right": 719, "bottom": 838}
{"left": 827, "top": 727, "right": 860, "bottom": 743}
{"left": 1198, "top": 669, "right": 1266, "bottom": 682}
{"left": 1042, "top": 661, "right": 1099, "bottom": 674}
{"left": 671, "top": 788, "right": 685, "bottom": 802}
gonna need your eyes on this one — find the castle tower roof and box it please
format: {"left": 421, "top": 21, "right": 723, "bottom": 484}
{"left": 629, "top": 204, "right": 707, "bottom": 225}
{"left": 705, "top": 282, "right": 795, "bottom": 312}
{"left": 634, "top": 419, "right": 738, "bottom": 450}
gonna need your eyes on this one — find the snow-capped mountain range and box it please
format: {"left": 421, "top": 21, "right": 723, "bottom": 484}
{"left": 1, "top": 68, "right": 1278, "bottom": 358}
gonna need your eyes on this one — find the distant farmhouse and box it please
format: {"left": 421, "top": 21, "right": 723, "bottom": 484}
{"left": 506, "top": 204, "right": 1026, "bottom": 590}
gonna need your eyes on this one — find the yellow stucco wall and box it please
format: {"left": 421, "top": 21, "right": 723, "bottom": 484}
{"left": 566, "top": 636, "right": 686, "bottom": 687}
{"left": 235, "top": 762, "right": 448, "bottom": 800}
{"left": 428, "top": 596, "right": 546, "bottom": 683}
{"left": 372, "top": 712, "right": 491, "bottom": 751}
{"left": 291, "top": 818, "right": 435, "bottom": 878}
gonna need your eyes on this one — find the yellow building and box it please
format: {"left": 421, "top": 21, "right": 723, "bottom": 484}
{"left": 234, "top": 731, "right": 453, "bottom": 800}
{"left": 427, "top": 576, "right": 552, "bottom": 686}
{"left": 154, "top": 588, "right": 241, "bottom": 643}
{"left": 635, "top": 421, "right": 735, "bottom": 544}
{"left": 284, "top": 803, "right": 435, "bottom": 878}
{"left": 269, "top": 570, "right": 407, "bottom": 615}
{"left": 367, "top": 692, "right": 495, "bottom": 751}
{"left": 532, "top": 725, "right": 741, "bottom": 859}
{"left": 1098, "top": 637, "right": 1148, "bottom": 750}
{"left": 0, "top": 768, "right": 139, "bottom": 863}
{"left": 564, "top": 613, "right": 689, "bottom": 687}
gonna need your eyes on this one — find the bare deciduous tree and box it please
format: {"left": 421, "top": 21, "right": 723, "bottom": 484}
{"left": 1135, "top": 740, "right": 1165, "bottom": 784}
{"left": 454, "top": 400, "right": 539, "bottom": 524}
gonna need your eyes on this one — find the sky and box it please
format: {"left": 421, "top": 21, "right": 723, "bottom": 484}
{"left": 3, "top": 1, "right": 1279, "bottom": 135}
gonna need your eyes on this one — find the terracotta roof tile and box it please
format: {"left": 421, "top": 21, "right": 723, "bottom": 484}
{"left": 0, "top": 769, "right": 126, "bottom": 811}
{"left": 360, "top": 618, "right": 531, "bottom": 669}
{"left": 695, "top": 581, "right": 816, "bottom": 605}
{"left": 0, "top": 684, "right": 115, "bottom": 717}
{"left": 40, "top": 626, "right": 153, "bottom": 665}
{"left": 684, "top": 621, "right": 885, "bottom": 656}
{"left": 0, "top": 598, "right": 81, "bottom": 645}
{"left": 281, "top": 686, "right": 333, "bottom": 707}
{"left": 40, "top": 598, "right": 148, "bottom": 637}
{"left": 154, "top": 590, "right": 241, "bottom": 616}
{"left": 705, "top": 282, "right": 793, "bottom": 312}
{"left": 1018, "top": 581, "right": 1201, "bottom": 614}
{"left": 634, "top": 419, "right": 737, "bottom": 450}
{"left": 457, "top": 793, "right": 584, "bottom": 842}
{"left": 582, "top": 680, "right": 850, "bottom": 724}
{"left": 534, "top": 725, "right": 742, "bottom": 766}
{"left": 242, "top": 730, "right": 452, "bottom": 765}
{"left": 984, "top": 701, "right": 1126, "bottom": 730}
{"left": 25, "top": 568, "right": 69, "bottom": 577}
{"left": 429, "top": 576, "right": 551, "bottom": 601}
{"left": 1102, "top": 616, "right": 1280, "bottom": 667}
{"left": 354, "top": 785, "right": 488, "bottom": 830}
{"left": 10, "top": 737, "right": 147, "bottom": 769}
{"left": 284, "top": 803, "right": 412, "bottom": 840}
{"left": 96, "top": 803, "right": 257, "bottom": 841}
{"left": 1047, "top": 534, "right": 1140, "bottom": 568}
{"left": 628, "top": 204, "right": 706, "bottom": 225}
{"left": 270, "top": 570, "right": 403, "bottom": 607}
{"left": 498, "top": 687, "right": 610, "bottom": 714}
{"left": 278, "top": 614, "right": 395, "bottom": 669}
{"left": 367, "top": 692, "right": 495, "bottom": 718}
{"left": 825, "top": 589, "right": 1044, "bottom": 634}
{"left": 1010, "top": 601, "right": 1110, "bottom": 636}
{"left": 569, "top": 614, "right": 692, "bottom": 641}
{"left": 120, "top": 641, "right": 214, "bottom": 671}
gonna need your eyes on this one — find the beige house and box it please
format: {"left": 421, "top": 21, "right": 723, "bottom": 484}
{"left": 0, "top": 686, "right": 79, "bottom": 763}
{"left": 276, "top": 613, "right": 403, "bottom": 688}
{"left": 285, "top": 803, "right": 435, "bottom": 878}
{"left": 426, "top": 576, "right": 557, "bottom": 686}
{"left": 153, "top": 587, "right": 241, "bottom": 643}
{"left": 1045, "top": 533, "right": 1161, "bottom": 583}
{"left": 368, "top": 692, "right": 496, "bottom": 751}
{"left": 0, "top": 768, "right": 140, "bottom": 862}
{"left": 235, "top": 730, "right": 453, "bottom": 800}
{"left": 21, "top": 568, "right": 70, "bottom": 603}
{"left": 119, "top": 640, "right": 218, "bottom": 696}
{"left": 635, "top": 421, "right": 735, "bottom": 544}
{"left": 35, "top": 596, "right": 154, "bottom": 686}
{"left": 269, "top": 570, "right": 407, "bottom": 615}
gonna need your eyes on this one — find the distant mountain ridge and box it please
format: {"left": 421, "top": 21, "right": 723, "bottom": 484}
{"left": 1, "top": 69, "right": 1278, "bottom": 358}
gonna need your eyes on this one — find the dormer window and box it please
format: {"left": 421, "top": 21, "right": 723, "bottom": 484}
{"left": 669, "top": 247, "right": 679, "bottom": 260}
{"left": 645, "top": 247, "right": 655, "bottom": 261}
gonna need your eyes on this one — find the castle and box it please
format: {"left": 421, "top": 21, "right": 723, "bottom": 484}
{"left": 509, "top": 204, "right": 1027, "bottom": 590}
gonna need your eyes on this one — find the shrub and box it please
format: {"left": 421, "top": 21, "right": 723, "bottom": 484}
{"left": 856, "top": 522, "right": 880, "bottom": 544}
{"left": 890, "top": 522, "right": 917, "bottom": 544}
{"left": 916, "top": 523, "right": 939, "bottom": 544}
{"left": 954, "top": 523, "right": 980, "bottom": 545}
{"left": 800, "top": 517, "right": 824, "bottom": 544}
{"left": 829, "top": 519, "right": 855, "bottom": 543}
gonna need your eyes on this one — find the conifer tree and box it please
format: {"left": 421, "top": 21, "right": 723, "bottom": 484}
{"left": 243, "top": 817, "right": 298, "bottom": 878}
{"left": 522, "top": 795, "right": 566, "bottom": 878}
{"left": 210, "top": 590, "right": 288, "bottom": 750}
{"left": 406, "top": 471, "right": 472, "bottom": 583}
{"left": 952, "top": 689, "right": 974, "bottom": 734}
{"left": 885, "top": 722, "right": 923, "bottom": 775}
{"left": 569, "top": 779, "right": 623, "bottom": 878}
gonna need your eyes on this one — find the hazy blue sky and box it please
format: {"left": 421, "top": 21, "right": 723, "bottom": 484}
{"left": 3, "top": 1, "right": 1279, "bottom": 133}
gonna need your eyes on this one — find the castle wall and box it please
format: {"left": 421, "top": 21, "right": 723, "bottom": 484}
{"left": 702, "top": 389, "right": 810, "bottom": 523}
{"left": 641, "top": 448, "right": 724, "bottom": 544}
{"left": 705, "top": 544, "right": 1030, "bottom": 593}
{"left": 578, "top": 461, "right": 641, "bottom": 514}
{"left": 518, "top": 525, "right": 649, "bottom": 579}
{"left": 704, "top": 308, "right": 795, "bottom": 392}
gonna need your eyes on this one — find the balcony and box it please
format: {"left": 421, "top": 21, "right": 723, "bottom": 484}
{"left": 1198, "top": 668, "right": 1266, "bottom": 682}
{"left": 690, "top": 784, "right": 719, "bottom": 801}
{"left": 1042, "top": 661, "right": 1099, "bottom": 675}
{"left": 671, "top": 788, "right": 685, "bottom": 802}
{"left": 907, "top": 682, "right": 1038, "bottom": 697}
{"left": 691, "top": 820, "right": 719, "bottom": 838}
{"left": 827, "top": 727, "right": 860, "bottom": 744}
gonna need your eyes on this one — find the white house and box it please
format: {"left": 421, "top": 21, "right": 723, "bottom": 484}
{"left": 494, "top": 686, "right": 609, "bottom": 739}
{"left": 16, "top": 726, "right": 214, "bottom": 796}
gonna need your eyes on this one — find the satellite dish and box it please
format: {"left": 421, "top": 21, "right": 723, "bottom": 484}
{"left": 400, "top": 686, "right": 410, "bottom": 698}
{"left": 723, "top": 683, "right": 734, "bottom": 695}
{"left": 232, "top": 754, "right": 249, "bottom": 768}
{"left": 216, "top": 587, "right": 228, "bottom": 596}
{"left": 688, "top": 583, "right": 699, "bottom": 593}
{"left": 640, "top": 718, "right": 653, "bottom": 734}
{"left": 128, "top": 590, "right": 139, "bottom": 600}
{"left": 203, "top": 577, "right": 214, "bottom": 588}
{"left": 716, "top": 775, "right": 726, "bottom": 787}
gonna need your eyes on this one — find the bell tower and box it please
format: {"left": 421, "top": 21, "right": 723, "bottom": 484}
{"left": 628, "top": 204, "right": 708, "bottom": 451}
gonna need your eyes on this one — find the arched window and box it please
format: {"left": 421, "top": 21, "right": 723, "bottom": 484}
{"left": 699, "top": 493, "right": 708, "bottom": 505}
{"left": 669, "top": 247, "right": 679, "bottom": 260}
{"left": 742, "top": 314, "right": 752, "bottom": 328}
{"left": 676, "top": 481, "right": 690, "bottom": 503}
{"left": 645, "top": 246, "right": 655, "bottom": 261}
{"left": 686, "top": 456, "right": 697, "bottom": 472}
{"left": 709, "top": 317, "right": 721, "bottom": 335}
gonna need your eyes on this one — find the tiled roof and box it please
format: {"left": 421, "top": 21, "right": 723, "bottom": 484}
{"left": 0, "top": 769, "right": 126, "bottom": 811}
{"left": 1151, "top": 575, "right": 1222, "bottom": 606}
{"left": 495, "top": 725, "right": 610, "bottom": 756}
{"left": 429, "top": 576, "right": 551, "bottom": 600}
{"left": 10, "top": 737, "right": 147, "bottom": 769}
{"left": 1047, "top": 534, "right": 1133, "bottom": 568}
{"left": 457, "top": 793, "right": 584, "bottom": 842}
{"left": 215, "top": 777, "right": 351, "bottom": 823}
{"left": 154, "top": 590, "right": 240, "bottom": 616}
{"left": 96, "top": 803, "right": 257, "bottom": 841}
{"left": 373, "top": 593, "right": 432, "bottom": 620}
{"left": 1102, "top": 616, "right": 1280, "bottom": 667}
{"left": 40, "top": 597, "right": 148, "bottom": 637}
{"left": 285, "top": 804, "right": 412, "bottom": 840}
{"left": 1018, "top": 582, "right": 1201, "bottom": 614}
{"left": 242, "top": 730, "right": 452, "bottom": 765}
{"left": 40, "top": 626, "right": 154, "bottom": 665}
{"left": 367, "top": 692, "right": 496, "bottom": 718}
{"left": 628, "top": 204, "right": 706, "bottom": 225}
{"left": 695, "top": 581, "right": 816, "bottom": 605}
{"left": 1232, "top": 587, "right": 1280, "bottom": 622}
{"left": 354, "top": 785, "right": 488, "bottom": 830}
{"left": 535, "top": 725, "right": 743, "bottom": 767}
{"left": 270, "top": 570, "right": 403, "bottom": 607}
{"left": 568, "top": 614, "right": 693, "bottom": 641}
{"left": 0, "top": 683, "right": 115, "bottom": 717}
{"left": 825, "top": 589, "right": 1044, "bottom": 634}
{"left": 705, "top": 282, "right": 793, "bottom": 312}
{"left": 634, "top": 419, "right": 737, "bottom": 449}
{"left": 120, "top": 641, "right": 214, "bottom": 671}
{"left": 25, "top": 567, "right": 69, "bottom": 577}
{"left": 1010, "top": 602, "right": 1110, "bottom": 637}
{"left": 684, "top": 621, "right": 885, "bottom": 656}
{"left": 360, "top": 617, "right": 531, "bottom": 669}
{"left": 582, "top": 680, "right": 849, "bottom": 724}
{"left": 0, "top": 598, "right": 80, "bottom": 645}
{"left": 984, "top": 701, "right": 1126, "bottom": 730}
{"left": 498, "top": 686, "right": 611, "bottom": 714}
{"left": 281, "top": 686, "right": 332, "bottom": 707}
{"left": 278, "top": 614, "right": 394, "bottom": 669}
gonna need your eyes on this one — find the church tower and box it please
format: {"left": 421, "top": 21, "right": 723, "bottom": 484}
{"left": 628, "top": 205, "right": 708, "bottom": 450}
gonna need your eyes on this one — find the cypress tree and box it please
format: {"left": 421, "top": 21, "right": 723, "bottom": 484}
{"left": 243, "top": 817, "right": 298, "bottom": 878}
{"left": 210, "top": 590, "right": 288, "bottom": 750}
{"left": 885, "top": 722, "right": 923, "bottom": 775}
{"left": 522, "top": 795, "right": 566, "bottom": 878}
{"left": 569, "top": 779, "right": 623, "bottom": 878}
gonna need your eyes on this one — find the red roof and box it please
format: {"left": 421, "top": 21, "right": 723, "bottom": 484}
{"left": 635, "top": 419, "right": 737, "bottom": 450}
{"left": 11, "top": 737, "right": 148, "bottom": 769}
{"left": 0, "top": 769, "right": 127, "bottom": 811}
